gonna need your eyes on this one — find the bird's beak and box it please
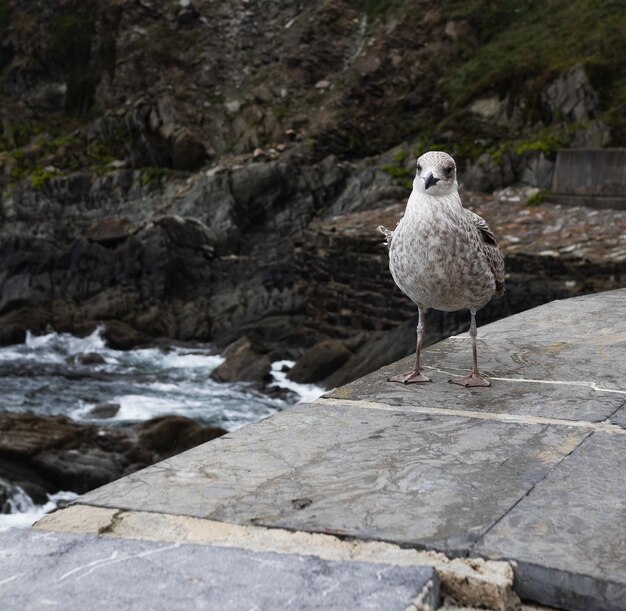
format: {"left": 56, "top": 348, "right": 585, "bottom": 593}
{"left": 423, "top": 172, "right": 439, "bottom": 190}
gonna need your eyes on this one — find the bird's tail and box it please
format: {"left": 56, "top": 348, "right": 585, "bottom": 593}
{"left": 378, "top": 225, "right": 393, "bottom": 247}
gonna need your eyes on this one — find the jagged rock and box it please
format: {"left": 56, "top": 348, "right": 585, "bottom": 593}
{"left": 84, "top": 218, "right": 137, "bottom": 244}
{"left": 325, "top": 165, "right": 407, "bottom": 217}
{"left": 460, "top": 153, "right": 502, "bottom": 192}
{"left": 288, "top": 339, "right": 352, "bottom": 384}
{"left": 571, "top": 120, "right": 612, "bottom": 148}
{"left": 0, "top": 412, "right": 226, "bottom": 499}
{"left": 324, "top": 321, "right": 418, "bottom": 389}
{"left": 68, "top": 352, "right": 106, "bottom": 366}
{"left": 152, "top": 215, "right": 216, "bottom": 255}
{"left": 210, "top": 336, "right": 271, "bottom": 386}
{"left": 0, "top": 307, "right": 51, "bottom": 347}
{"left": 519, "top": 153, "right": 555, "bottom": 189}
{"left": 542, "top": 65, "right": 599, "bottom": 123}
{"left": 83, "top": 403, "right": 120, "bottom": 419}
{"left": 469, "top": 96, "right": 508, "bottom": 124}
{"left": 170, "top": 128, "right": 208, "bottom": 171}
{"left": 135, "top": 416, "right": 224, "bottom": 456}
{"left": 102, "top": 320, "right": 149, "bottom": 350}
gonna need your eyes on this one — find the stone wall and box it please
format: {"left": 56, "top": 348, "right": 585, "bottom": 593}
{"left": 550, "top": 148, "right": 626, "bottom": 210}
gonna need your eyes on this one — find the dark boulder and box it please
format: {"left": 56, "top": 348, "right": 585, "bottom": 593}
{"left": 287, "top": 339, "right": 352, "bottom": 384}
{"left": 210, "top": 336, "right": 272, "bottom": 387}
{"left": 84, "top": 217, "right": 138, "bottom": 245}
{"left": 83, "top": 402, "right": 120, "bottom": 419}
{"left": 68, "top": 352, "right": 107, "bottom": 366}
{"left": 0, "top": 307, "right": 51, "bottom": 347}
{"left": 135, "top": 416, "right": 225, "bottom": 457}
{"left": 102, "top": 320, "right": 150, "bottom": 350}
{"left": 0, "top": 412, "right": 227, "bottom": 501}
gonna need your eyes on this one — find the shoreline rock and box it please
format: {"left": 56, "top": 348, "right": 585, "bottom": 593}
{"left": 0, "top": 413, "right": 227, "bottom": 508}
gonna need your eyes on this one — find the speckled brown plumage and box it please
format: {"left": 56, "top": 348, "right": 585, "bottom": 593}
{"left": 380, "top": 151, "right": 505, "bottom": 387}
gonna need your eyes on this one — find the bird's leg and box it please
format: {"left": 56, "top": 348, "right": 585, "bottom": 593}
{"left": 449, "top": 310, "right": 491, "bottom": 388}
{"left": 388, "top": 305, "right": 432, "bottom": 384}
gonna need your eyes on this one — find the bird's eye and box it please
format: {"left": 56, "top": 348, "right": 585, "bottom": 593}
{"left": 417, "top": 164, "right": 422, "bottom": 172}
{"left": 446, "top": 166, "right": 454, "bottom": 175}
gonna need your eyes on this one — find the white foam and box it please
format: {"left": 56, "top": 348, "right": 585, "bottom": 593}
{"left": 269, "top": 360, "right": 325, "bottom": 404}
{"left": 113, "top": 347, "right": 223, "bottom": 372}
{"left": 25, "top": 326, "right": 107, "bottom": 356}
{"left": 0, "top": 487, "right": 78, "bottom": 531}
{"left": 160, "top": 352, "right": 224, "bottom": 370}
{"left": 115, "top": 394, "right": 186, "bottom": 421}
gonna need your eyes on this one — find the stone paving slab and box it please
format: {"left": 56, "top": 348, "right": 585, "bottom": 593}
{"left": 475, "top": 432, "right": 626, "bottom": 611}
{"left": 329, "top": 355, "right": 625, "bottom": 423}
{"left": 476, "top": 290, "right": 625, "bottom": 344}
{"left": 36, "top": 504, "right": 519, "bottom": 610}
{"left": 328, "top": 291, "right": 626, "bottom": 422}
{"left": 48, "top": 290, "right": 626, "bottom": 610}
{"left": 0, "top": 528, "right": 439, "bottom": 611}
{"left": 610, "top": 402, "right": 626, "bottom": 429}
{"left": 80, "top": 402, "right": 588, "bottom": 556}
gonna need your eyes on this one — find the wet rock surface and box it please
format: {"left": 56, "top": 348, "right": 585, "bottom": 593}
{"left": 0, "top": 412, "right": 226, "bottom": 501}
{"left": 209, "top": 336, "right": 272, "bottom": 388}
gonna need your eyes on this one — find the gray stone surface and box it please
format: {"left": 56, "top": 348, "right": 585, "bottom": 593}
{"left": 328, "top": 291, "right": 626, "bottom": 421}
{"left": 329, "top": 355, "right": 623, "bottom": 422}
{"left": 475, "top": 433, "right": 626, "bottom": 611}
{"left": 81, "top": 403, "right": 588, "bottom": 555}
{"left": 0, "top": 528, "right": 438, "bottom": 611}
{"left": 66, "top": 291, "right": 626, "bottom": 610}
{"left": 610, "top": 402, "right": 626, "bottom": 429}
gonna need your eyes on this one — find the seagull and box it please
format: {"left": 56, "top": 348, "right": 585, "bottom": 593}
{"left": 379, "top": 151, "right": 505, "bottom": 387}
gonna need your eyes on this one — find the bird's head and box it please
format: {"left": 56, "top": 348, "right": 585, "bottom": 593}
{"left": 414, "top": 151, "right": 457, "bottom": 196}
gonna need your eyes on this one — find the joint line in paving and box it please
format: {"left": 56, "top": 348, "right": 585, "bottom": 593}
{"left": 423, "top": 367, "right": 626, "bottom": 395}
{"left": 467, "top": 431, "right": 594, "bottom": 556}
{"left": 317, "top": 397, "right": 626, "bottom": 434}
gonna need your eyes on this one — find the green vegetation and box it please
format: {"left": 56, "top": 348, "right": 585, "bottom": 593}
{"left": 526, "top": 189, "right": 549, "bottom": 206}
{"left": 392, "top": 149, "right": 406, "bottom": 164}
{"left": 347, "top": 0, "right": 399, "bottom": 19}
{"left": 381, "top": 163, "right": 410, "bottom": 179}
{"left": 442, "top": 0, "right": 626, "bottom": 129}
{"left": 146, "top": 23, "right": 201, "bottom": 67}
{"left": 87, "top": 140, "right": 117, "bottom": 168}
{"left": 0, "top": 121, "right": 45, "bottom": 151}
{"left": 271, "top": 106, "right": 289, "bottom": 120}
{"left": 30, "top": 167, "right": 57, "bottom": 190}
{"left": 0, "top": 122, "right": 120, "bottom": 189}
{"left": 141, "top": 167, "right": 173, "bottom": 187}
{"left": 381, "top": 148, "right": 412, "bottom": 191}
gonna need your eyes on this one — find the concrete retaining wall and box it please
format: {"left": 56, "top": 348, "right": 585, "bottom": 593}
{"left": 550, "top": 148, "right": 626, "bottom": 209}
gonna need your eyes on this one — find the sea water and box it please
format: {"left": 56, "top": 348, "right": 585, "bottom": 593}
{"left": 0, "top": 327, "right": 323, "bottom": 528}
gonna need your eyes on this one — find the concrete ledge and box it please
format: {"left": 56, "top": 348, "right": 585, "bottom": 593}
{"left": 0, "top": 527, "right": 440, "bottom": 611}
{"left": 28, "top": 290, "right": 626, "bottom": 610}
{"left": 36, "top": 504, "right": 517, "bottom": 610}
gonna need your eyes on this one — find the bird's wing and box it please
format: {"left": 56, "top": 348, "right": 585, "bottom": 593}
{"left": 464, "top": 209, "right": 505, "bottom": 297}
{"left": 378, "top": 225, "right": 394, "bottom": 247}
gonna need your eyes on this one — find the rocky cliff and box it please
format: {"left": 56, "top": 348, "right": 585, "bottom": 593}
{"left": 1, "top": 0, "right": 625, "bottom": 388}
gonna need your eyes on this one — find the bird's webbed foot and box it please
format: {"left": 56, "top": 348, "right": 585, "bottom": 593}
{"left": 448, "top": 372, "right": 491, "bottom": 388}
{"left": 388, "top": 369, "right": 432, "bottom": 384}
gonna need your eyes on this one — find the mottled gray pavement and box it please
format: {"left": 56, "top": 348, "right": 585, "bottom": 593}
{"left": 0, "top": 528, "right": 438, "bottom": 611}
{"left": 23, "top": 291, "right": 626, "bottom": 610}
